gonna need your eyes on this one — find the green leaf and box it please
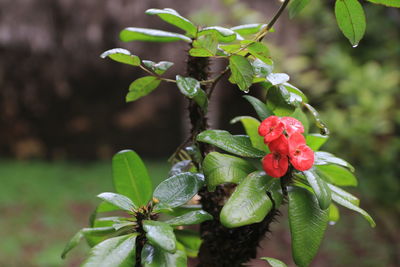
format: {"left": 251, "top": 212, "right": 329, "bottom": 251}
{"left": 190, "top": 33, "right": 218, "bottom": 57}
{"left": 316, "top": 164, "right": 358, "bottom": 186}
{"left": 334, "top": 0, "right": 366, "bottom": 46}
{"left": 328, "top": 183, "right": 359, "bottom": 206}
{"left": 202, "top": 152, "right": 256, "bottom": 191}
{"left": 82, "top": 227, "right": 118, "bottom": 247}
{"left": 230, "top": 116, "right": 266, "bottom": 151}
{"left": 365, "top": 0, "right": 400, "bottom": 7}
{"left": 252, "top": 59, "right": 274, "bottom": 78}
{"left": 288, "top": 187, "right": 329, "bottom": 267}
{"left": 168, "top": 160, "right": 195, "bottom": 177}
{"left": 164, "top": 210, "right": 213, "bottom": 226}
{"left": 82, "top": 234, "right": 138, "bottom": 267}
{"left": 229, "top": 55, "right": 254, "bottom": 91}
{"left": 243, "top": 95, "right": 273, "bottom": 120}
{"left": 288, "top": 0, "right": 311, "bottom": 19}
{"left": 260, "top": 257, "right": 288, "bottom": 267}
{"left": 282, "top": 83, "right": 308, "bottom": 103}
{"left": 266, "top": 86, "right": 295, "bottom": 116}
{"left": 162, "top": 205, "right": 202, "bottom": 217}
{"left": 61, "top": 230, "right": 84, "bottom": 258}
{"left": 145, "top": 8, "right": 197, "bottom": 36}
{"left": 97, "top": 192, "right": 136, "bottom": 212}
{"left": 220, "top": 172, "right": 277, "bottom": 228}
{"left": 304, "top": 103, "right": 330, "bottom": 135}
{"left": 126, "top": 76, "right": 161, "bottom": 102}
{"left": 175, "top": 229, "right": 201, "bottom": 258}
{"left": 198, "top": 26, "right": 238, "bottom": 43}
{"left": 197, "top": 130, "right": 265, "bottom": 158}
{"left": 290, "top": 108, "right": 309, "bottom": 134}
{"left": 141, "top": 243, "right": 187, "bottom": 267}
{"left": 314, "top": 151, "right": 355, "bottom": 172}
{"left": 330, "top": 187, "right": 375, "bottom": 227}
{"left": 247, "top": 42, "right": 272, "bottom": 65}
{"left": 153, "top": 172, "right": 204, "bottom": 208}
{"left": 231, "top": 23, "right": 266, "bottom": 35}
{"left": 306, "top": 134, "right": 329, "bottom": 151}
{"left": 120, "top": 27, "right": 192, "bottom": 43}
{"left": 176, "top": 75, "right": 208, "bottom": 109}
{"left": 142, "top": 60, "right": 174, "bottom": 75}
{"left": 303, "top": 169, "right": 332, "bottom": 210}
{"left": 328, "top": 203, "right": 340, "bottom": 225}
{"left": 267, "top": 73, "right": 290, "bottom": 86}
{"left": 112, "top": 150, "right": 153, "bottom": 208}
{"left": 143, "top": 220, "right": 177, "bottom": 253}
{"left": 100, "top": 48, "right": 140, "bottom": 66}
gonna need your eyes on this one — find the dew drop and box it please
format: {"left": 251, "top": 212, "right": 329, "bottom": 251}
{"left": 352, "top": 44, "right": 358, "bottom": 48}
{"left": 243, "top": 90, "right": 250, "bottom": 94}
{"left": 329, "top": 221, "right": 336, "bottom": 226}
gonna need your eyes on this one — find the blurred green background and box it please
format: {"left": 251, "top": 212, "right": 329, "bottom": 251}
{"left": 0, "top": 0, "right": 399, "bottom": 266}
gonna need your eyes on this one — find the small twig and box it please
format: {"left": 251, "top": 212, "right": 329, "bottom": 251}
{"left": 138, "top": 65, "right": 176, "bottom": 83}
{"left": 256, "top": 0, "right": 291, "bottom": 42}
{"left": 207, "top": 67, "right": 229, "bottom": 97}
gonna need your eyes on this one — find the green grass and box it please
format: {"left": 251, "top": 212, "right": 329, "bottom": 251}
{"left": 0, "top": 160, "right": 169, "bottom": 267}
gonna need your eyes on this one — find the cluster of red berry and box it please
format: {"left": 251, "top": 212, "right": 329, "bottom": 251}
{"left": 258, "top": 116, "right": 314, "bottom": 178}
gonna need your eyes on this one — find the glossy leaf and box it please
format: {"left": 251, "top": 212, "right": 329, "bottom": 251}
{"left": 316, "top": 164, "right": 357, "bottom": 186}
{"left": 282, "top": 82, "right": 308, "bottom": 103}
{"left": 252, "top": 58, "right": 274, "bottom": 78}
{"left": 266, "top": 86, "right": 295, "bottom": 116}
{"left": 197, "top": 130, "right": 265, "bottom": 158}
{"left": 142, "top": 60, "right": 174, "bottom": 75}
{"left": 229, "top": 55, "right": 254, "bottom": 91}
{"left": 243, "top": 95, "right": 273, "bottom": 121}
{"left": 176, "top": 75, "right": 207, "bottom": 109}
{"left": 126, "top": 76, "right": 161, "bottom": 102}
{"left": 335, "top": 0, "right": 366, "bottom": 46}
{"left": 164, "top": 210, "right": 213, "bottom": 226}
{"left": 168, "top": 160, "right": 195, "bottom": 177}
{"left": 314, "top": 151, "right": 355, "bottom": 172}
{"left": 61, "top": 230, "right": 84, "bottom": 258}
{"left": 304, "top": 103, "right": 330, "bottom": 135}
{"left": 231, "top": 23, "right": 266, "bottom": 35}
{"left": 162, "top": 205, "right": 202, "bottom": 217}
{"left": 175, "top": 229, "right": 201, "bottom": 258}
{"left": 141, "top": 243, "right": 187, "bottom": 267}
{"left": 120, "top": 27, "right": 192, "bottom": 43}
{"left": 306, "top": 134, "right": 329, "bottom": 151}
{"left": 267, "top": 73, "right": 290, "bottom": 86}
{"left": 247, "top": 42, "right": 272, "bottom": 64}
{"left": 145, "top": 8, "right": 197, "bottom": 36}
{"left": 328, "top": 203, "right": 340, "bottom": 225}
{"left": 366, "top": 0, "right": 400, "bottom": 7}
{"left": 97, "top": 192, "right": 136, "bottom": 212}
{"left": 190, "top": 33, "right": 218, "bottom": 57}
{"left": 288, "top": 187, "right": 329, "bottom": 267}
{"left": 288, "top": 0, "right": 310, "bottom": 18}
{"left": 198, "top": 26, "right": 238, "bottom": 43}
{"left": 303, "top": 169, "right": 332, "bottom": 210}
{"left": 143, "top": 220, "right": 177, "bottom": 253}
{"left": 260, "top": 257, "right": 288, "bottom": 267}
{"left": 112, "top": 150, "right": 152, "bottom": 208}
{"left": 328, "top": 183, "right": 359, "bottom": 206}
{"left": 153, "top": 172, "right": 204, "bottom": 208}
{"left": 202, "top": 152, "right": 256, "bottom": 191}
{"left": 82, "top": 234, "right": 138, "bottom": 267}
{"left": 112, "top": 222, "right": 136, "bottom": 231}
{"left": 100, "top": 48, "right": 140, "bottom": 66}
{"left": 220, "top": 172, "right": 277, "bottom": 228}
{"left": 231, "top": 116, "right": 267, "bottom": 151}
{"left": 331, "top": 187, "right": 375, "bottom": 227}
{"left": 82, "top": 227, "right": 118, "bottom": 247}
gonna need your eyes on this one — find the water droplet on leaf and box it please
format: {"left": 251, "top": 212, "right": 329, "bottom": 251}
{"left": 243, "top": 90, "right": 250, "bottom": 94}
{"left": 352, "top": 44, "right": 358, "bottom": 48}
